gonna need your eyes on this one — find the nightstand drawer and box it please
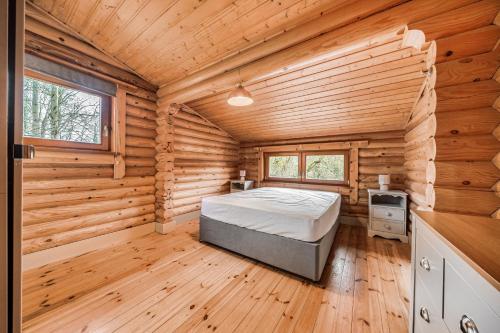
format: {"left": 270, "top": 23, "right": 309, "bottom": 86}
{"left": 371, "top": 219, "right": 404, "bottom": 234}
{"left": 372, "top": 206, "right": 405, "bottom": 221}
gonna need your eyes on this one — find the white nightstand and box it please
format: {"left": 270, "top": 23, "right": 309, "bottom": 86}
{"left": 230, "top": 180, "right": 254, "bottom": 193}
{"left": 368, "top": 189, "right": 408, "bottom": 243}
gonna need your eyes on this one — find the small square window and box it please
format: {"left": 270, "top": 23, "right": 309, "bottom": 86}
{"left": 268, "top": 154, "right": 300, "bottom": 179}
{"left": 22, "top": 73, "right": 111, "bottom": 150}
{"left": 304, "top": 153, "right": 346, "bottom": 182}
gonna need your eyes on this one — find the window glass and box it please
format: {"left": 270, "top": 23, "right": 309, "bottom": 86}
{"left": 305, "top": 154, "right": 345, "bottom": 181}
{"left": 23, "top": 76, "right": 104, "bottom": 145}
{"left": 268, "top": 155, "right": 299, "bottom": 179}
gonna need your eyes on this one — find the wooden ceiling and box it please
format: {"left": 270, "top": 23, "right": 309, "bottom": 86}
{"left": 28, "top": 0, "right": 363, "bottom": 86}
{"left": 27, "top": 0, "right": 436, "bottom": 142}
{"left": 187, "top": 31, "right": 434, "bottom": 142}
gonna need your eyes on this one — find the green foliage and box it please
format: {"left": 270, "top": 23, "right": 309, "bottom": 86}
{"left": 269, "top": 155, "right": 299, "bottom": 178}
{"left": 23, "top": 77, "right": 102, "bottom": 144}
{"left": 306, "top": 155, "right": 344, "bottom": 181}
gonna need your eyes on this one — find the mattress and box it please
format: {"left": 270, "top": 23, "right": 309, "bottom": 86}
{"left": 201, "top": 187, "right": 341, "bottom": 242}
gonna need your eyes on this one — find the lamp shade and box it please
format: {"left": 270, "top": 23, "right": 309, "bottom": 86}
{"left": 227, "top": 84, "right": 254, "bottom": 106}
{"left": 378, "top": 174, "right": 390, "bottom": 184}
{"left": 378, "top": 174, "right": 390, "bottom": 191}
{"left": 240, "top": 170, "right": 246, "bottom": 177}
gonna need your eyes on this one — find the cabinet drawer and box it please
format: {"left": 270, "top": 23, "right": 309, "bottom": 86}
{"left": 372, "top": 206, "right": 405, "bottom": 221}
{"left": 443, "top": 262, "right": 500, "bottom": 333}
{"left": 415, "top": 230, "right": 444, "bottom": 312}
{"left": 414, "top": 275, "right": 449, "bottom": 333}
{"left": 372, "top": 219, "right": 405, "bottom": 234}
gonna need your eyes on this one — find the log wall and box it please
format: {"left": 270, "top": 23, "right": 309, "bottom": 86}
{"left": 408, "top": 4, "right": 500, "bottom": 218}
{"left": 240, "top": 131, "right": 406, "bottom": 225}
{"left": 23, "top": 25, "right": 158, "bottom": 254}
{"left": 169, "top": 106, "right": 239, "bottom": 221}
{"left": 404, "top": 71, "right": 437, "bottom": 213}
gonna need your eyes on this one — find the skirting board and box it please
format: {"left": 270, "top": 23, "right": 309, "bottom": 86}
{"left": 23, "top": 222, "right": 155, "bottom": 271}
{"left": 174, "top": 210, "right": 201, "bottom": 224}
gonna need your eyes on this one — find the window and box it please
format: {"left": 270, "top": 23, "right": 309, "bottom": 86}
{"left": 22, "top": 72, "right": 111, "bottom": 150}
{"left": 303, "top": 152, "right": 346, "bottom": 183}
{"left": 266, "top": 153, "right": 300, "bottom": 180}
{"left": 265, "top": 151, "right": 348, "bottom": 185}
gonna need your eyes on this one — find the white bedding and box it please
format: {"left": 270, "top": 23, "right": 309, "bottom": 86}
{"left": 201, "top": 187, "right": 341, "bottom": 242}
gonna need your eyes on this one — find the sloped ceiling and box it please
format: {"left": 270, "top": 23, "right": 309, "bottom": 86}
{"left": 27, "top": 0, "right": 433, "bottom": 142}
{"left": 27, "top": 0, "right": 361, "bottom": 86}
{"left": 187, "top": 32, "right": 432, "bottom": 142}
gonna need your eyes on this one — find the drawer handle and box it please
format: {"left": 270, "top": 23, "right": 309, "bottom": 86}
{"left": 387, "top": 212, "right": 393, "bottom": 217}
{"left": 419, "top": 257, "right": 431, "bottom": 271}
{"left": 419, "top": 306, "right": 430, "bottom": 323}
{"left": 384, "top": 224, "right": 392, "bottom": 231}
{"left": 460, "top": 315, "right": 478, "bottom": 333}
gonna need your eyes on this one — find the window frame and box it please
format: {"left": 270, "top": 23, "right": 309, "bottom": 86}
{"left": 264, "top": 151, "right": 301, "bottom": 182}
{"left": 22, "top": 70, "right": 112, "bottom": 151}
{"left": 264, "top": 150, "right": 349, "bottom": 185}
{"left": 301, "top": 150, "right": 349, "bottom": 185}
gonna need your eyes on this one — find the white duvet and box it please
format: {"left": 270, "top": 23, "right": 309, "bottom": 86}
{"left": 201, "top": 187, "right": 341, "bottom": 242}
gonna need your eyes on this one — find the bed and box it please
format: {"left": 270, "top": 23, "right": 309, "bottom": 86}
{"left": 199, "top": 187, "right": 341, "bottom": 281}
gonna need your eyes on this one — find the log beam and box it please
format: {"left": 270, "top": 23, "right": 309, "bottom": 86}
{"left": 154, "top": 103, "right": 179, "bottom": 233}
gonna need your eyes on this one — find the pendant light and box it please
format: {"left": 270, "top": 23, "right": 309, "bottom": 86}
{"left": 227, "top": 83, "right": 254, "bottom": 106}
{"left": 227, "top": 69, "right": 253, "bottom": 106}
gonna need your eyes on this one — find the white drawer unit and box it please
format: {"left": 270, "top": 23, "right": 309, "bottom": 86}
{"left": 410, "top": 211, "right": 500, "bottom": 333}
{"left": 229, "top": 180, "right": 254, "bottom": 193}
{"left": 415, "top": 228, "right": 444, "bottom": 311}
{"left": 368, "top": 189, "right": 408, "bottom": 243}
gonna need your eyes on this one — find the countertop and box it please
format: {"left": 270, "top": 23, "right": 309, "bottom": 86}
{"left": 414, "top": 210, "right": 500, "bottom": 291}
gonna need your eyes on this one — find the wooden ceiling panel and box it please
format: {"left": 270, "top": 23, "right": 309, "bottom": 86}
{"left": 29, "top": 0, "right": 354, "bottom": 85}
{"left": 27, "top": 0, "right": 433, "bottom": 142}
{"left": 186, "top": 32, "right": 432, "bottom": 142}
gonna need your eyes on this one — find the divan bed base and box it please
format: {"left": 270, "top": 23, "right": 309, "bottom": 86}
{"left": 199, "top": 215, "right": 339, "bottom": 281}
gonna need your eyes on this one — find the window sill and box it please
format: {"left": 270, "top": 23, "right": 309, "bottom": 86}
{"left": 23, "top": 147, "right": 115, "bottom": 165}
{"left": 264, "top": 178, "right": 348, "bottom": 186}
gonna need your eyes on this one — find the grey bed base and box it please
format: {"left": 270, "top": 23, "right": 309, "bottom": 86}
{"left": 199, "top": 215, "right": 340, "bottom": 281}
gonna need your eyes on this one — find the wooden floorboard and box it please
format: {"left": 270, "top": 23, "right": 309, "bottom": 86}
{"left": 22, "top": 220, "right": 411, "bottom": 333}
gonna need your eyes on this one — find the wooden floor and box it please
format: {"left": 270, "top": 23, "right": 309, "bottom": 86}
{"left": 22, "top": 220, "right": 411, "bottom": 333}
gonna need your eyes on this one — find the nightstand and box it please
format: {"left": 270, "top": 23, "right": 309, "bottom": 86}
{"left": 230, "top": 180, "right": 254, "bottom": 193}
{"left": 368, "top": 189, "right": 408, "bottom": 243}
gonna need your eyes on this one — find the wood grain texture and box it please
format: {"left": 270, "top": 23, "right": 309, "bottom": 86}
{"left": 184, "top": 32, "right": 428, "bottom": 141}
{"left": 22, "top": 220, "right": 411, "bottom": 333}
{"left": 404, "top": 81, "right": 436, "bottom": 211}
{"left": 28, "top": 0, "right": 372, "bottom": 86}
{"left": 240, "top": 132, "right": 405, "bottom": 224}
{"left": 409, "top": 3, "right": 500, "bottom": 217}
{"left": 22, "top": 22, "right": 158, "bottom": 253}
{"left": 170, "top": 105, "right": 239, "bottom": 218}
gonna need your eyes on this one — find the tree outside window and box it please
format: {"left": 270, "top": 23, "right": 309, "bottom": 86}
{"left": 22, "top": 74, "right": 110, "bottom": 150}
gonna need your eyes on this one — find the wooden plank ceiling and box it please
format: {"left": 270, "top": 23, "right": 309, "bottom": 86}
{"left": 27, "top": 0, "right": 433, "bottom": 142}
{"left": 28, "top": 0, "right": 361, "bottom": 86}
{"left": 187, "top": 31, "right": 432, "bottom": 142}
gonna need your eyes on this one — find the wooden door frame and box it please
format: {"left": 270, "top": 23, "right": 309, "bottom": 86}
{"left": 1, "top": 0, "right": 24, "bottom": 332}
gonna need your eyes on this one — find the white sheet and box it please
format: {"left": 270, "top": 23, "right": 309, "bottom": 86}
{"left": 201, "top": 187, "right": 341, "bottom": 242}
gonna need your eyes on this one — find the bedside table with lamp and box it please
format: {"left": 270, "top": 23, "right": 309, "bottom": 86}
{"left": 368, "top": 174, "right": 408, "bottom": 243}
{"left": 230, "top": 170, "right": 254, "bottom": 193}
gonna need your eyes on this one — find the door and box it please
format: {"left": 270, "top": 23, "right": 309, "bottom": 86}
{"left": 1, "top": 0, "right": 24, "bottom": 332}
